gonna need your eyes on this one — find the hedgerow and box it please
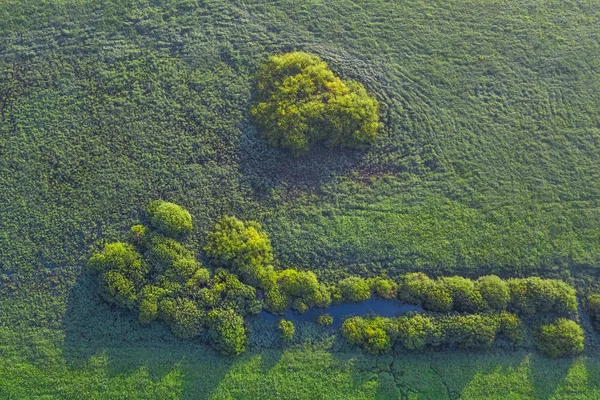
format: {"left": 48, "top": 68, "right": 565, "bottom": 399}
{"left": 534, "top": 319, "right": 584, "bottom": 358}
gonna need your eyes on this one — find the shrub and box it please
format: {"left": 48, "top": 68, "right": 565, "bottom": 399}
{"left": 339, "top": 277, "right": 371, "bottom": 302}
{"left": 439, "top": 276, "right": 485, "bottom": 312}
{"left": 476, "top": 275, "right": 510, "bottom": 311}
{"left": 251, "top": 52, "right": 380, "bottom": 155}
{"left": 397, "top": 272, "right": 432, "bottom": 304}
{"left": 498, "top": 312, "right": 523, "bottom": 345}
{"left": 341, "top": 317, "right": 391, "bottom": 354}
{"left": 587, "top": 294, "right": 600, "bottom": 331}
{"left": 130, "top": 224, "right": 148, "bottom": 246}
{"left": 395, "top": 314, "right": 435, "bottom": 351}
{"left": 138, "top": 285, "right": 167, "bottom": 324}
{"left": 534, "top": 319, "right": 584, "bottom": 358}
{"left": 279, "top": 319, "right": 295, "bottom": 341}
{"left": 207, "top": 308, "right": 246, "bottom": 355}
{"left": 88, "top": 242, "right": 147, "bottom": 285}
{"left": 210, "top": 269, "right": 263, "bottom": 316}
{"left": 158, "top": 297, "right": 205, "bottom": 339}
{"left": 369, "top": 277, "right": 398, "bottom": 299}
{"left": 145, "top": 235, "right": 195, "bottom": 275}
{"left": 204, "top": 216, "right": 273, "bottom": 287}
{"left": 265, "top": 286, "right": 289, "bottom": 314}
{"left": 422, "top": 284, "right": 453, "bottom": 312}
{"left": 507, "top": 278, "right": 577, "bottom": 316}
{"left": 318, "top": 314, "right": 334, "bottom": 326}
{"left": 436, "top": 314, "right": 499, "bottom": 350}
{"left": 147, "top": 200, "right": 192, "bottom": 237}
{"left": 99, "top": 271, "right": 138, "bottom": 309}
{"left": 277, "top": 269, "right": 330, "bottom": 308}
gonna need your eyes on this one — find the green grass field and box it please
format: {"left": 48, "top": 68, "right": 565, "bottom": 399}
{"left": 1, "top": 0, "right": 600, "bottom": 398}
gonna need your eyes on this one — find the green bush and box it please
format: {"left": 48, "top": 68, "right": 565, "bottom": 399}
{"left": 318, "top": 314, "right": 334, "bottom": 326}
{"left": 339, "top": 277, "right": 371, "bottom": 302}
{"left": 394, "top": 314, "right": 435, "bottom": 351}
{"left": 147, "top": 200, "right": 192, "bottom": 237}
{"left": 204, "top": 216, "right": 273, "bottom": 287}
{"left": 440, "top": 276, "right": 485, "bottom": 313}
{"left": 369, "top": 277, "right": 398, "bottom": 299}
{"left": 476, "top": 275, "right": 510, "bottom": 311}
{"left": 422, "top": 284, "right": 454, "bottom": 312}
{"left": 145, "top": 235, "right": 195, "bottom": 275}
{"left": 138, "top": 285, "right": 167, "bottom": 324}
{"left": 129, "top": 224, "right": 148, "bottom": 246}
{"left": 99, "top": 271, "right": 138, "bottom": 310}
{"left": 341, "top": 317, "right": 391, "bottom": 354}
{"left": 277, "top": 269, "right": 331, "bottom": 309}
{"left": 498, "top": 312, "right": 523, "bottom": 345}
{"left": 278, "top": 319, "right": 295, "bottom": 341}
{"left": 397, "top": 272, "right": 432, "bottom": 304}
{"left": 436, "top": 314, "right": 499, "bottom": 350}
{"left": 587, "top": 294, "right": 600, "bottom": 331}
{"left": 265, "top": 286, "right": 290, "bottom": 315}
{"left": 88, "top": 242, "right": 147, "bottom": 285}
{"left": 534, "top": 319, "right": 584, "bottom": 358}
{"left": 207, "top": 308, "right": 246, "bottom": 355}
{"left": 507, "top": 278, "right": 577, "bottom": 316}
{"left": 158, "top": 297, "right": 205, "bottom": 339}
{"left": 209, "top": 269, "right": 263, "bottom": 316}
{"left": 251, "top": 51, "right": 380, "bottom": 155}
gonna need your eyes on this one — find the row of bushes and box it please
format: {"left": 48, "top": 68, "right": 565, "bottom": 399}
{"left": 398, "top": 273, "right": 577, "bottom": 316}
{"left": 341, "top": 313, "right": 584, "bottom": 357}
{"left": 341, "top": 312, "right": 523, "bottom": 355}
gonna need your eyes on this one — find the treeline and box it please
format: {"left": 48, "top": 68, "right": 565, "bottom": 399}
{"left": 342, "top": 313, "right": 584, "bottom": 358}
{"left": 88, "top": 201, "right": 584, "bottom": 357}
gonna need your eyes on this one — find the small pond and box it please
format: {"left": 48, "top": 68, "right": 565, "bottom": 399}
{"left": 257, "top": 298, "right": 422, "bottom": 328}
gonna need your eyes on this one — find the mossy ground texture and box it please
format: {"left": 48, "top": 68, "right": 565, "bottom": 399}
{"left": 1, "top": 0, "right": 600, "bottom": 398}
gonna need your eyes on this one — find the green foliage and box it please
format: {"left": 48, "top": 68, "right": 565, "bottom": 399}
{"left": 87, "top": 242, "right": 146, "bottom": 285}
{"left": 204, "top": 216, "right": 274, "bottom": 287}
{"left": 265, "top": 286, "right": 290, "bottom": 315}
{"left": 476, "top": 275, "right": 510, "bottom": 311}
{"left": 99, "top": 271, "right": 138, "bottom": 310}
{"left": 251, "top": 52, "right": 380, "bottom": 155}
{"left": 498, "top": 311, "right": 524, "bottom": 346}
{"left": 145, "top": 235, "right": 195, "bottom": 276}
{"left": 535, "top": 319, "right": 584, "bottom": 358}
{"left": 318, "top": 314, "right": 334, "bottom": 326}
{"left": 147, "top": 200, "right": 192, "bottom": 238}
{"left": 439, "top": 276, "right": 485, "bottom": 313}
{"left": 422, "top": 284, "right": 454, "bottom": 312}
{"left": 207, "top": 308, "right": 246, "bottom": 355}
{"left": 277, "top": 269, "right": 331, "bottom": 309}
{"left": 369, "top": 277, "right": 398, "bottom": 299}
{"left": 587, "top": 294, "right": 600, "bottom": 331}
{"left": 278, "top": 319, "right": 295, "bottom": 341}
{"left": 435, "top": 314, "right": 500, "bottom": 350}
{"left": 210, "top": 269, "right": 263, "bottom": 316}
{"left": 397, "top": 273, "right": 432, "bottom": 304}
{"left": 129, "top": 224, "right": 148, "bottom": 246}
{"left": 158, "top": 297, "right": 205, "bottom": 339}
{"left": 394, "top": 314, "right": 435, "bottom": 351}
{"left": 338, "top": 277, "right": 371, "bottom": 302}
{"left": 507, "top": 278, "right": 578, "bottom": 316}
{"left": 341, "top": 317, "right": 391, "bottom": 354}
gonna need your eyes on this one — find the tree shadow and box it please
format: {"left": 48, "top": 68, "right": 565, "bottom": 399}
{"left": 239, "top": 121, "right": 367, "bottom": 200}
{"left": 61, "top": 271, "right": 236, "bottom": 397}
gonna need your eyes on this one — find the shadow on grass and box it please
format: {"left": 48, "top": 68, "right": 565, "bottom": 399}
{"left": 61, "top": 272, "right": 236, "bottom": 398}
{"left": 239, "top": 122, "right": 367, "bottom": 200}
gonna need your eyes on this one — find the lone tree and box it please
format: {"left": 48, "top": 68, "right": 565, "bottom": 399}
{"left": 251, "top": 52, "right": 381, "bottom": 155}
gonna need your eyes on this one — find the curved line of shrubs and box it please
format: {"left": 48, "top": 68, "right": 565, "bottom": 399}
{"left": 88, "top": 201, "right": 584, "bottom": 357}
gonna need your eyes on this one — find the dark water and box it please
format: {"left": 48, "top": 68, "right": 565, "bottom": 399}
{"left": 257, "top": 298, "right": 422, "bottom": 328}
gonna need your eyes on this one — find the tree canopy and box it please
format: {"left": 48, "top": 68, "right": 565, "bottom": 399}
{"left": 251, "top": 52, "right": 381, "bottom": 155}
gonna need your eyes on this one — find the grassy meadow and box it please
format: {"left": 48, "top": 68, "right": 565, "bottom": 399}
{"left": 1, "top": 0, "right": 600, "bottom": 398}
